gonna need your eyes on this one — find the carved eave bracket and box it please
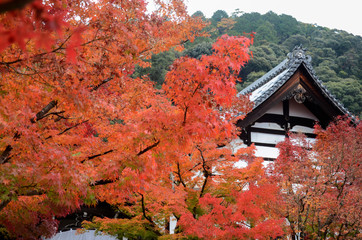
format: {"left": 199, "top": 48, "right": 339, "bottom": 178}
{"left": 283, "top": 84, "right": 312, "bottom": 103}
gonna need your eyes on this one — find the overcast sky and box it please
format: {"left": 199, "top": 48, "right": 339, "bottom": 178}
{"left": 184, "top": 0, "right": 362, "bottom": 37}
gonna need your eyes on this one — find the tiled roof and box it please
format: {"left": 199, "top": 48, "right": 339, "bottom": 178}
{"left": 46, "top": 229, "right": 117, "bottom": 240}
{"left": 238, "top": 46, "right": 353, "bottom": 118}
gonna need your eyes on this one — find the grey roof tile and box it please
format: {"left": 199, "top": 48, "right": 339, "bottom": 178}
{"left": 238, "top": 46, "right": 353, "bottom": 119}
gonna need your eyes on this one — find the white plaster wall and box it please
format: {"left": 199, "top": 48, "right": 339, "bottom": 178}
{"left": 254, "top": 146, "right": 279, "bottom": 159}
{"left": 265, "top": 102, "right": 283, "bottom": 114}
{"left": 289, "top": 99, "right": 317, "bottom": 120}
{"left": 251, "top": 132, "right": 285, "bottom": 145}
{"left": 170, "top": 216, "right": 177, "bottom": 234}
{"left": 291, "top": 125, "right": 314, "bottom": 134}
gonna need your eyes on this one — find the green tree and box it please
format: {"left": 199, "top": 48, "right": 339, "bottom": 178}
{"left": 192, "top": 10, "right": 206, "bottom": 20}
{"left": 183, "top": 42, "right": 213, "bottom": 59}
{"left": 325, "top": 79, "right": 362, "bottom": 116}
{"left": 211, "top": 10, "right": 229, "bottom": 24}
{"left": 133, "top": 50, "right": 180, "bottom": 88}
{"left": 283, "top": 34, "right": 310, "bottom": 51}
{"left": 255, "top": 21, "right": 278, "bottom": 43}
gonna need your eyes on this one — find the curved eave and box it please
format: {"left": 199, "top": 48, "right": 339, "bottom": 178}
{"left": 301, "top": 61, "right": 355, "bottom": 120}
{"left": 237, "top": 57, "right": 356, "bottom": 128}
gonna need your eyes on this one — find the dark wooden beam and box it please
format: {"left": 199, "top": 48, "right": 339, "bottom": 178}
{"left": 246, "top": 125, "right": 251, "bottom": 146}
{"left": 283, "top": 99, "right": 290, "bottom": 136}
{"left": 253, "top": 142, "right": 276, "bottom": 148}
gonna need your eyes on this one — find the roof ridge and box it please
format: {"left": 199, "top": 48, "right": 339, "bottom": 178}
{"left": 238, "top": 45, "right": 354, "bottom": 119}
{"left": 238, "top": 59, "right": 289, "bottom": 95}
{"left": 239, "top": 45, "right": 311, "bottom": 96}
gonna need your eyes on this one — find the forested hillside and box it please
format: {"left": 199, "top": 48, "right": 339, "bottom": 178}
{"left": 134, "top": 10, "right": 362, "bottom": 116}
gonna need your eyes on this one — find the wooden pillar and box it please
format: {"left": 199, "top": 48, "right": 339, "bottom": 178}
{"left": 246, "top": 125, "right": 251, "bottom": 146}
{"left": 283, "top": 100, "right": 290, "bottom": 137}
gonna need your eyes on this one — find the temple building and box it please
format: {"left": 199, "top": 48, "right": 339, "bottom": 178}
{"left": 235, "top": 46, "right": 353, "bottom": 160}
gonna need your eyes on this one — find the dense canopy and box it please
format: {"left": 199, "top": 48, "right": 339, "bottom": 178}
{"left": 0, "top": 1, "right": 360, "bottom": 240}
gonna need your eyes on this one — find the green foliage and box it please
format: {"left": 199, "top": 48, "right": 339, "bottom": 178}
{"left": 255, "top": 21, "right": 278, "bottom": 43}
{"left": 283, "top": 34, "right": 310, "bottom": 50}
{"left": 191, "top": 11, "right": 206, "bottom": 21}
{"left": 83, "top": 218, "right": 160, "bottom": 240}
{"left": 241, "top": 71, "right": 266, "bottom": 88}
{"left": 183, "top": 42, "right": 213, "bottom": 59}
{"left": 133, "top": 50, "right": 180, "bottom": 88}
{"left": 239, "top": 44, "right": 286, "bottom": 81}
{"left": 140, "top": 10, "right": 362, "bottom": 116}
{"left": 325, "top": 78, "right": 362, "bottom": 116}
{"left": 210, "top": 10, "right": 228, "bottom": 24}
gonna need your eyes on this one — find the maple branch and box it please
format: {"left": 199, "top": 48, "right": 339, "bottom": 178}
{"left": 0, "top": 58, "right": 22, "bottom": 66}
{"left": 139, "top": 192, "right": 153, "bottom": 224}
{"left": 5, "top": 65, "right": 41, "bottom": 76}
{"left": 182, "top": 106, "right": 188, "bottom": 125}
{"left": 48, "top": 111, "right": 68, "bottom": 122}
{"left": 137, "top": 140, "right": 160, "bottom": 156}
{"left": 85, "top": 140, "right": 160, "bottom": 184}
{"left": 1, "top": 101, "right": 66, "bottom": 165}
{"left": 320, "top": 213, "right": 337, "bottom": 230}
{"left": 197, "top": 147, "right": 211, "bottom": 199}
{"left": 176, "top": 161, "right": 186, "bottom": 188}
{"left": 187, "top": 162, "right": 201, "bottom": 172}
{"left": 31, "top": 100, "right": 58, "bottom": 123}
{"left": 0, "top": 189, "right": 45, "bottom": 212}
{"left": 91, "top": 75, "right": 114, "bottom": 91}
{"left": 90, "top": 179, "right": 116, "bottom": 186}
{"left": 1, "top": 38, "right": 70, "bottom": 69}
{"left": 44, "top": 120, "right": 89, "bottom": 140}
{"left": 0, "top": 132, "right": 20, "bottom": 164}
{"left": 84, "top": 149, "right": 114, "bottom": 162}
{"left": 57, "top": 120, "right": 89, "bottom": 136}
{"left": 182, "top": 83, "right": 201, "bottom": 125}
{"left": 336, "top": 224, "right": 345, "bottom": 240}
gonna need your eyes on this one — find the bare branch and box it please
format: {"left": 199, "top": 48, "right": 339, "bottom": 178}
{"left": 81, "top": 149, "right": 114, "bottom": 163}
{"left": 197, "top": 146, "right": 210, "bottom": 198}
{"left": 0, "top": 189, "right": 44, "bottom": 212}
{"left": 31, "top": 100, "right": 58, "bottom": 123}
{"left": 90, "top": 179, "right": 116, "bottom": 186}
{"left": 139, "top": 192, "right": 153, "bottom": 224}
{"left": 91, "top": 76, "right": 114, "bottom": 91}
{"left": 137, "top": 140, "right": 160, "bottom": 156}
{"left": 0, "top": 132, "right": 20, "bottom": 164}
{"left": 183, "top": 106, "right": 188, "bottom": 125}
{"left": 1, "top": 34, "right": 71, "bottom": 68}
{"left": 57, "top": 120, "right": 89, "bottom": 136}
{"left": 176, "top": 161, "right": 186, "bottom": 188}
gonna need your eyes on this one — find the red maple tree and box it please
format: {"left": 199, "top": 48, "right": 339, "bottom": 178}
{"left": 271, "top": 117, "right": 361, "bottom": 239}
{"left": 83, "top": 35, "right": 285, "bottom": 239}
{"left": 0, "top": 0, "right": 285, "bottom": 239}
